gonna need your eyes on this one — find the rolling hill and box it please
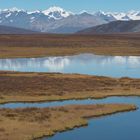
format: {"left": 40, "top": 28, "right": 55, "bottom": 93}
{"left": 77, "top": 20, "right": 140, "bottom": 34}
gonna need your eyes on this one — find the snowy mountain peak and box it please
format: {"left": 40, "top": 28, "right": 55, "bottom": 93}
{"left": 95, "top": 11, "right": 106, "bottom": 16}
{"left": 95, "top": 11, "right": 140, "bottom": 21}
{"left": 42, "top": 6, "right": 72, "bottom": 19}
{"left": 44, "top": 6, "right": 66, "bottom": 13}
{"left": 0, "top": 7, "right": 24, "bottom": 13}
{"left": 27, "top": 10, "right": 42, "bottom": 14}
{"left": 111, "top": 12, "right": 126, "bottom": 20}
{"left": 9, "top": 7, "right": 23, "bottom": 12}
{"left": 79, "top": 10, "right": 90, "bottom": 14}
{"left": 127, "top": 10, "right": 139, "bottom": 15}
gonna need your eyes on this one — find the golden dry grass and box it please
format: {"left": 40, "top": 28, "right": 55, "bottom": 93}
{"left": 0, "top": 72, "right": 140, "bottom": 104}
{"left": 0, "top": 104, "right": 136, "bottom": 140}
{"left": 0, "top": 34, "right": 140, "bottom": 58}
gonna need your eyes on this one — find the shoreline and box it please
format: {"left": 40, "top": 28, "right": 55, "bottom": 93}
{"left": 1, "top": 47, "right": 140, "bottom": 59}
{"left": 1, "top": 51, "right": 140, "bottom": 59}
{"left": 0, "top": 72, "right": 140, "bottom": 104}
{"left": 38, "top": 107, "right": 137, "bottom": 140}
{"left": 1, "top": 94, "right": 140, "bottom": 105}
{"left": 0, "top": 104, "right": 137, "bottom": 140}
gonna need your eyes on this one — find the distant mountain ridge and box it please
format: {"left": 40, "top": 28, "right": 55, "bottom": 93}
{"left": 77, "top": 20, "right": 140, "bottom": 34}
{"left": 0, "top": 25, "right": 37, "bottom": 34}
{"left": 0, "top": 7, "right": 140, "bottom": 33}
{"left": 94, "top": 10, "right": 140, "bottom": 21}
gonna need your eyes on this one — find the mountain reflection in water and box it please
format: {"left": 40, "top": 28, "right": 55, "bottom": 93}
{"left": 0, "top": 54, "right": 140, "bottom": 78}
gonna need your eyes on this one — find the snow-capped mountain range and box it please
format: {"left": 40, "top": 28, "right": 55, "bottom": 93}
{"left": 0, "top": 6, "right": 140, "bottom": 33}
{"left": 95, "top": 10, "right": 140, "bottom": 21}
{"left": 42, "top": 7, "right": 72, "bottom": 19}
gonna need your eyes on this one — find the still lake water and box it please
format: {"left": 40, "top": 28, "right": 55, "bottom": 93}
{"left": 1, "top": 54, "right": 140, "bottom": 140}
{"left": 0, "top": 53, "right": 140, "bottom": 78}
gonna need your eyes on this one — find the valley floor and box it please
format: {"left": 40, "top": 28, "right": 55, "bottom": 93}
{"left": 0, "top": 34, "right": 140, "bottom": 58}
{"left": 0, "top": 34, "right": 140, "bottom": 140}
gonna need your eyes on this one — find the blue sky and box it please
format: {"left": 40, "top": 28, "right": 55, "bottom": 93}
{"left": 0, "top": 0, "right": 140, "bottom": 12}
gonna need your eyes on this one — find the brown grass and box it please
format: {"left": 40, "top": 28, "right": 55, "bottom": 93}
{"left": 0, "top": 72, "right": 140, "bottom": 104}
{"left": 0, "top": 104, "right": 136, "bottom": 140}
{"left": 0, "top": 34, "right": 140, "bottom": 58}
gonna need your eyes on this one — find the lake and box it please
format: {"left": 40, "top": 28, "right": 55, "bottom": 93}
{"left": 0, "top": 54, "right": 140, "bottom": 78}
{"left": 0, "top": 53, "right": 140, "bottom": 140}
